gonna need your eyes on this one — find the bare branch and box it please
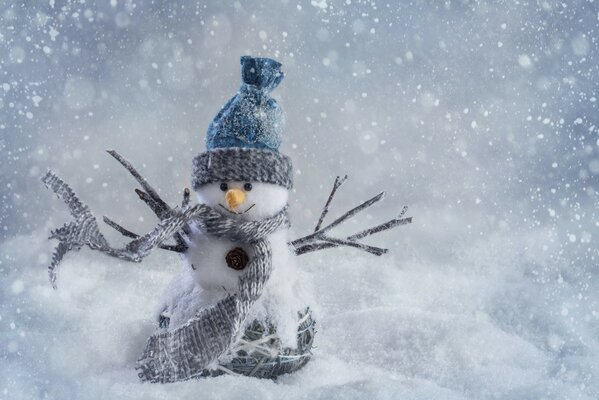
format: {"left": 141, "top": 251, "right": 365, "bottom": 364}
{"left": 106, "top": 149, "right": 172, "bottom": 215}
{"left": 293, "top": 241, "right": 334, "bottom": 256}
{"left": 290, "top": 191, "right": 385, "bottom": 247}
{"left": 131, "top": 189, "right": 188, "bottom": 248}
{"left": 103, "top": 215, "right": 138, "bottom": 239}
{"left": 292, "top": 214, "right": 412, "bottom": 256}
{"left": 348, "top": 216, "right": 412, "bottom": 241}
{"left": 133, "top": 187, "right": 190, "bottom": 245}
{"left": 156, "top": 243, "right": 187, "bottom": 253}
{"left": 107, "top": 150, "right": 190, "bottom": 249}
{"left": 288, "top": 174, "right": 412, "bottom": 257}
{"left": 182, "top": 188, "right": 190, "bottom": 208}
{"left": 321, "top": 190, "right": 385, "bottom": 233}
{"left": 314, "top": 175, "right": 347, "bottom": 232}
{"left": 180, "top": 188, "right": 193, "bottom": 235}
{"left": 321, "top": 236, "right": 387, "bottom": 256}
{"left": 134, "top": 188, "right": 171, "bottom": 220}
{"left": 293, "top": 239, "right": 386, "bottom": 256}
{"left": 397, "top": 205, "right": 408, "bottom": 219}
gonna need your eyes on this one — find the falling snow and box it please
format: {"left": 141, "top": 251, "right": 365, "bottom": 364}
{"left": 1, "top": 1, "right": 598, "bottom": 399}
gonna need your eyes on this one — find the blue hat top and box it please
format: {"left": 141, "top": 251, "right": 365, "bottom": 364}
{"left": 205, "top": 56, "right": 285, "bottom": 152}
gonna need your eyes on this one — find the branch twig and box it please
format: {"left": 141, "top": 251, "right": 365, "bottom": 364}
{"left": 321, "top": 236, "right": 387, "bottom": 256}
{"left": 294, "top": 213, "right": 411, "bottom": 256}
{"left": 133, "top": 187, "right": 189, "bottom": 247}
{"left": 182, "top": 188, "right": 190, "bottom": 208}
{"left": 347, "top": 215, "right": 412, "bottom": 241}
{"left": 290, "top": 175, "right": 412, "bottom": 257}
{"left": 106, "top": 149, "right": 171, "bottom": 215}
{"left": 107, "top": 149, "right": 189, "bottom": 251}
{"left": 293, "top": 242, "right": 334, "bottom": 256}
{"left": 290, "top": 191, "right": 385, "bottom": 248}
{"left": 180, "top": 188, "right": 192, "bottom": 235}
{"left": 135, "top": 188, "right": 170, "bottom": 220}
{"left": 103, "top": 216, "right": 138, "bottom": 239}
{"left": 314, "top": 175, "right": 347, "bottom": 232}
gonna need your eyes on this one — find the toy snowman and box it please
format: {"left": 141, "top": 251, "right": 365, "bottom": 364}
{"left": 155, "top": 56, "right": 313, "bottom": 377}
{"left": 42, "top": 56, "right": 412, "bottom": 383}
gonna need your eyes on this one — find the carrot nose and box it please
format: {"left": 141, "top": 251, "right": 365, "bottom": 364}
{"left": 225, "top": 188, "right": 245, "bottom": 209}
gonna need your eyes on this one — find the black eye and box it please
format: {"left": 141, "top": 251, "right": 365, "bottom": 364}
{"left": 244, "top": 182, "right": 252, "bottom": 191}
{"left": 220, "top": 182, "right": 228, "bottom": 191}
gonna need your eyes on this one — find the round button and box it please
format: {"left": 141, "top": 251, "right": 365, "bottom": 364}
{"left": 225, "top": 247, "right": 249, "bottom": 270}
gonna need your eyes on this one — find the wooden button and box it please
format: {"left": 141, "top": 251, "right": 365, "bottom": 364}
{"left": 225, "top": 247, "right": 249, "bottom": 270}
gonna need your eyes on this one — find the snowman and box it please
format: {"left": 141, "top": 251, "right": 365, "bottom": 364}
{"left": 42, "top": 56, "right": 411, "bottom": 383}
{"left": 156, "top": 57, "right": 309, "bottom": 372}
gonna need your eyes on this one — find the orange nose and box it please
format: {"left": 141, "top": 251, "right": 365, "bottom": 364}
{"left": 225, "top": 188, "right": 245, "bottom": 209}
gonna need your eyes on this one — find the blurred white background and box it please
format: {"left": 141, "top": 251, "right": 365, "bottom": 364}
{"left": 0, "top": 1, "right": 598, "bottom": 399}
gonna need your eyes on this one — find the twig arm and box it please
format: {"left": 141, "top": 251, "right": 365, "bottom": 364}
{"left": 182, "top": 188, "right": 190, "bottom": 208}
{"left": 42, "top": 170, "right": 197, "bottom": 287}
{"left": 348, "top": 216, "right": 412, "bottom": 241}
{"left": 291, "top": 213, "right": 412, "bottom": 256}
{"left": 293, "top": 242, "right": 334, "bottom": 256}
{"left": 134, "top": 188, "right": 170, "bottom": 220}
{"left": 290, "top": 191, "right": 385, "bottom": 248}
{"left": 133, "top": 188, "right": 188, "bottom": 250}
{"left": 321, "top": 236, "right": 387, "bottom": 256}
{"left": 103, "top": 216, "right": 138, "bottom": 239}
{"left": 288, "top": 176, "right": 412, "bottom": 257}
{"left": 106, "top": 149, "right": 171, "bottom": 215}
{"left": 107, "top": 150, "right": 190, "bottom": 250}
{"left": 314, "top": 175, "right": 347, "bottom": 232}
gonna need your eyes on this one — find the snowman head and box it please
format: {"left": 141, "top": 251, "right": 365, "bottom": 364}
{"left": 192, "top": 147, "right": 292, "bottom": 220}
{"left": 192, "top": 57, "right": 293, "bottom": 221}
{"left": 194, "top": 179, "right": 288, "bottom": 221}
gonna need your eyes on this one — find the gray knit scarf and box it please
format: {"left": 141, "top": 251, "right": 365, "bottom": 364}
{"left": 136, "top": 205, "right": 290, "bottom": 383}
{"left": 41, "top": 170, "right": 290, "bottom": 383}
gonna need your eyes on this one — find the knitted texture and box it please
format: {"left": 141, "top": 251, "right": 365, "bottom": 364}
{"left": 136, "top": 241, "right": 274, "bottom": 382}
{"left": 42, "top": 170, "right": 289, "bottom": 271}
{"left": 206, "top": 56, "right": 284, "bottom": 151}
{"left": 195, "top": 308, "right": 316, "bottom": 379}
{"left": 41, "top": 170, "right": 292, "bottom": 383}
{"left": 42, "top": 171, "right": 199, "bottom": 266}
{"left": 192, "top": 147, "right": 293, "bottom": 190}
{"left": 136, "top": 208, "right": 290, "bottom": 382}
{"left": 41, "top": 172, "right": 108, "bottom": 288}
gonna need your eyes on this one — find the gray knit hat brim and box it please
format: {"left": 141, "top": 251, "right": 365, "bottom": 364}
{"left": 192, "top": 147, "right": 293, "bottom": 190}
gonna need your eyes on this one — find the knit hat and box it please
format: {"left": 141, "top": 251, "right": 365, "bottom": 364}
{"left": 206, "top": 56, "right": 284, "bottom": 151}
{"left": 192, "top": 56, "right": 293, "bottom": 190}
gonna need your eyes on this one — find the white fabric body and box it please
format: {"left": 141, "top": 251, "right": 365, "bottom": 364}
{"left": 156, "top": 180, "right": 310, "bottom": 348}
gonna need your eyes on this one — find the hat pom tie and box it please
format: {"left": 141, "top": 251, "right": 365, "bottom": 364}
{"left": 240, "top": 56, "right": 284, "bottom": 93}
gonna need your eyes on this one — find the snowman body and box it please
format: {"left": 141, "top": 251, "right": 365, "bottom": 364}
{"left": 157, "top": 180, "right": 308, "bottom": 348}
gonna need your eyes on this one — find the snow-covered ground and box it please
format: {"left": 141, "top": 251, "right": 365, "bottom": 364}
{"left": 1, "top": 1, "right": 598, "bottom": 399}
{"left": 2, "top": 213, "right": 597, "bottom": 399}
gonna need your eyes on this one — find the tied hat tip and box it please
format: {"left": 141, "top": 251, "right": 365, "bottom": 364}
{"left": 206, "top": 56, "right": 285, "bottom": 151}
